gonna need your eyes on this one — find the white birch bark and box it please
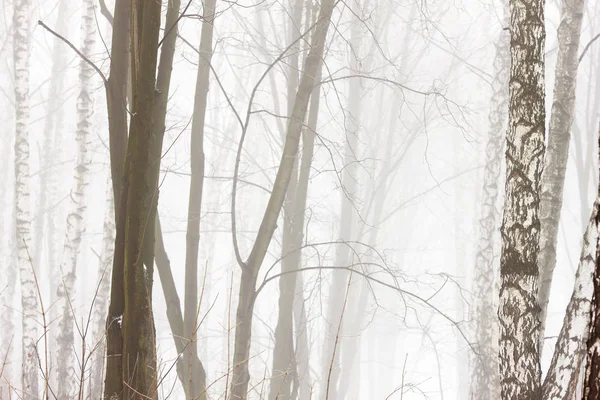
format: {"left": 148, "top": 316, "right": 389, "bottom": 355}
{"left": 469, "top": 13, "right": 509, "bottom": 400}
{"left": 498, "top": 0, "right": 546, "bottom": 398}
{"left": 55, "top": 0, "right": 95, "bottom": 396}
{"left": 1, "top": 122, "right": 16, "bottom": 397}
{"left": 538, "top": 0, "right": 586, "bottom": 348}
{"left": 541, "top": 200, "right": 599, "bottom": 399}
{"left": 89, "top": 178, "right": 115, "bottom": 399}
{"left": 13, "top": 0, "right": 39, "bottom": 397}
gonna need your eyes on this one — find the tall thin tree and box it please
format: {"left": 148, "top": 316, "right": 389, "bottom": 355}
{"left": 103, "top": 0, "right": 164, "bottom": 398}
{"left": 182, "top": 0, "right": 217, "bottom": 397}
{"left": 538, "top": 0, "right": 586, "bottom": 347}
{"left": 470, "top": 7, "right": 509, "bottom": 399}
{"left": 55, "top": 0, "right": 96, "bottom": 395}
{"left": 13, "top": 0, "right": 39, "bottom": 397}
{"left": 229, "top": 0, "right": 337, "bottom": 397}
{"left": 498, "top": 0, "right": 546, "bottom": 398}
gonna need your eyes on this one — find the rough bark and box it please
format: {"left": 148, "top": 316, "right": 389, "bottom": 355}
{"left": 13, "top": 0, "right": 39, "bottom": 397}
{"left": 581, "top": 125, "right": 600, "bottom": 400}
{"left": 90, "top": 180, "right": 115, "bottom": 399}
{"left": 55, "top": 1, "right": 95, "bottom": 395}
{"left": 542, "top": 204, "right": 598, "bottom": 399}
{"left": 538, "top": 0, "right": 586, "bottom": 348}
{"left": 181, "top": 0, "right": 216, "bottom": 397}
{"left": 229, "top": 0, "right": 337, "bottom": 397}
{"left": 498, "top": 0, "right": 546, "bottom": 398}
{"left": 470, "top": 14, "right": 509, "bottom": 400}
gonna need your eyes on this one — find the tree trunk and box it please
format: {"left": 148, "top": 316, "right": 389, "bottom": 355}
{"left": 269, "top": 1, "right": 305, "bottom": 397}
{"left": 13, "top": 0, "right": 39, "bottom": 397}
{"left": 542, "top": 201, "right": 598, "bottom": 399}
{"left": 229, "top": 0, "right": 337, "bottom": 397}
{"left": 470, "top": 10, "right": 509, "bottom": 400}
{"left": 36, "top": 5, "right": 69, "bottom": 387}
{"left": 583, "top": 211, "right": 600, "bottom": 398}
{"left": 538, "top": 0, "right": 586, "bottom": 348}
{"left": 290, "top": 72, "right": 322, "bottom": 400}
{"left": 103, "top": 0, "right": 130, "bottom": 396}
{"left": 33, "top": 0, "right": 68, "bottom": 277}
{"left": 498, "top": 0, "right": 546, "bottom": 398}
{"left": 320, "top": 19, "right": 362, "bottom": 400}
{"left": 55, "top": 1, "right": 95, "bottom": 395}
{"left": 90, "top": 179, "right": 115, "bottom": 399}
{"left": 104, "top": 0, "right": 163, "bottom": 398}
{"left": 182, "top": 0, "right": 216, "bottom": 397}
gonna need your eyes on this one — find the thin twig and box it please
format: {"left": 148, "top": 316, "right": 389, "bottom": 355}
{"left": 37, "top": 20, "right": 108, "bottom": 84}
{"left": 579, "top": 33, "right": 600, "bottom": 64}
{"left": 325, "top": 271, "right": 352, "bottom": 400}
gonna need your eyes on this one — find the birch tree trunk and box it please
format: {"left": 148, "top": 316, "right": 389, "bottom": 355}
{"left": 582, "top": 189, "right": 600, "bottom": 399}
{"left": 40, "top": 8, "right": 69, "bottom": 377}
{"left": 33, "top": 0, "right": 68, "bottom": 278}
{"left": 90, "top": 179, "right": 115, "bottom": 399}
{"left": 229, "top": 0, "right": 337, "bottom": 397}
{"left": 182, "top": 0, "right": 216, "bottom": 397}
{"left": 498, "top": 0, "right": 546, "bottom": 398}
{"left": 538, "top": 0, "right": 586, "bottom": 348}
{"left": 469, "top": 11, "right": 509, "bottom": 400}
{"left": 576, "top": 122, "right": 600, "bottom": 400}
{"left": 55, "top": 1, "right": 95, "bottom": 396}
{"left": 13, "top": 0, "right": 39, "bottom": 397}
{"left": 542, "top": 203, "right": 598, "bottom": 399}
{"left": 0, "top": 78, "right": 15, "bottom": 399}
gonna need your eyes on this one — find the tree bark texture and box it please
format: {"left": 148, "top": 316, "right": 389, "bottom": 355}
{"left": 55, "top": 1, "right": 96, "bottom": 395}
{"left": 13, "top": 0, "right": 39, "bottom": 397}
{"left": 498, "top": 0, "right": 546, "bottom": 398}
{"left": 470, "top": 13, "right": 509, "bottom": 400}
{"left": 538, "top": 0, "right": 586, "bottom": 348}
{"left": 229, "top": 0, "right": 337, "bottom": 397}
{"left": 542, "top": 202, "right": 598, "bottom": 400}
{"left": 581, "top": 126, "right": 600, "bottom": 400}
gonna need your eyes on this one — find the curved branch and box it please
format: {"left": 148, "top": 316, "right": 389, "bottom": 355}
{"left": 255, "top": 264, "right": 473, "bottom": 349}
{"left": 38, "top": 20, "right": 108, "bottom": 84}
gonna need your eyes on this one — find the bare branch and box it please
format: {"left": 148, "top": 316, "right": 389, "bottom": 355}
{"left": 37, "top": 20, "right": 108, "bottom": 84}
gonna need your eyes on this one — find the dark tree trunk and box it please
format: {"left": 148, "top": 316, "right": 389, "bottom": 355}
{"left": 104, "top": 0, "right": 163, "bottom": 398}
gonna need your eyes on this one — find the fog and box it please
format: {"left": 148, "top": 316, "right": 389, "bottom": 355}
{"left": 0, "top": 0, "right": 599, "bottom": 399}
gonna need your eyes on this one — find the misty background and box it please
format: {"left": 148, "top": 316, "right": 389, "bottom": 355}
{"left": 0, "top": 0, "right": 598, "bottom": 398}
